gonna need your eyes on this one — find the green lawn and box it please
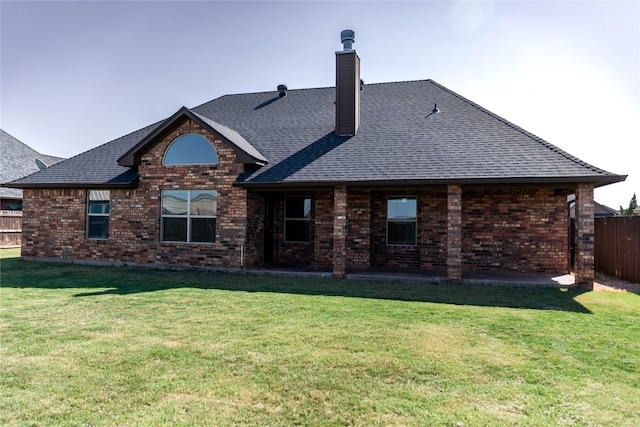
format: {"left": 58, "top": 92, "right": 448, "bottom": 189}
{"left": 1, "top": 252, "right": 639, "bottom": 426}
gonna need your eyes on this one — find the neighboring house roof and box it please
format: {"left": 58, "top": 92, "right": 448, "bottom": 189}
{"left": 594, "top": 203, "right": 620, "bottom": 217}
{"left": 568, "top": 194, "right": 619, "bottom": 218}
{"left": 5, "top": 79, "right": 626, "bottom": 189}
{"left": 0, "top": 129, "right": 65, "bottom": 198}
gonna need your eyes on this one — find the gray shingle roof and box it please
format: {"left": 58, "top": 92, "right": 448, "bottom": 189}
{"left": 5, "top": 79, "right": 625, "bottom": 189}
{"left": 1, "top": 129, "right": 65, "bottom": 197}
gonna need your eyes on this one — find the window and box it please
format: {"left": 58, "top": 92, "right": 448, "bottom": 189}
{"left": 87, "top": 190, "right": 110, "bottom": 239}
{"left": 163, "top": 134, "right": 218, "bottom": 165}
{"left": 162, "top": 190, "right": 217, "bottom": 243}
{"left": 284, "top": 196, "right": 311, "bottom": 243}
{"left": 387, "top": 196, "right": 417, "bottom": 246}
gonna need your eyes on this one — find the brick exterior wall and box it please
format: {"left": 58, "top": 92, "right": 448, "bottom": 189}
{"left": 574, "top": 183, "right": 595, "bottom": 288}
{"left": 447, "top": 185, "right": 463, "bottom": 280}
{"left": 264, "top": 189, "right": 335, "bottom": 267}
{"left": 313, "top": 190, "right": 334, "bottom": 266}
{"left": 332, "top": 186, "right": 348, "bottom": 277}
{"left": 22, "top": 119, "right": 249, "bottom": 269}
{"left": 245, "top": 191, "right": 265, "bottom": 268}
{"left": 346, "top": 190, "right": 372, "bottom": 268}
{"left": 462, "top": 188, "right": 568, "bottom": 273}
{"left": 270, "top": 191, "right": 315, "bottom": 266}
{"left": 371, "top": 189, "right": 448, "bottom": 270}
{"left": 21, "top": 134, "right": 571, "bottom": 276}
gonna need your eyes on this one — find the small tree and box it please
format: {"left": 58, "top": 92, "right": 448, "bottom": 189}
{"left": 620, "top": 193, "right": 637, "bottom": 215}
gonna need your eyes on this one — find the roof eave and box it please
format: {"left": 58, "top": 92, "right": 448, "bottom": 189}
{"left": 3, "top": 179, "right": 139, "bottom": 190}
{"left": 235, "top": 175, "right": 628, "bottom": 188}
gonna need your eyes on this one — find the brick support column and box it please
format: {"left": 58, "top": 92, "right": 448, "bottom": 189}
{"left": 447, "top": 184, "right": 462, "bottom": 281}
{"left": 575, "top": 183, "right": 595, "bottom": 290}
{"left": 333, "top": 186, "right": 348, "bottom": 278}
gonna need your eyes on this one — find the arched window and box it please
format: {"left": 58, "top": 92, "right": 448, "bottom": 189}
{"left": 163, "top": 134, "right": 218, "bottom": 165}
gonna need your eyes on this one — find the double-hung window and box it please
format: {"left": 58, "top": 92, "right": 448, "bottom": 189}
{"left": 161, "top": 190, "right": 217, "bottom": 243}
{"left": 284, "top": 196, "right": 311, "bottom": 243}
{"left": 387, "top": 196, "right": 417, "bottom": 246}
{"left": 87, "top": 190, "right": 110, "bottom": 239}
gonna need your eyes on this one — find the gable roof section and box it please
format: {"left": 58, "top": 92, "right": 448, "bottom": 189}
{"left": 1, "top": 129, "right": 65, "bottom": 197}
{"left": 5, "top": 79, "right": 626, "bottom": 190}
{"left": 117, "top": 107, "right": 268, "bottom": 167}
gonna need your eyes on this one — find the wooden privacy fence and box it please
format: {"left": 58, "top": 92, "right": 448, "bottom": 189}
{"left": 0, "top": 210, "right": 22, "bottom": 248}
{"left": 595, "top": 216, "right": 640, "bottom": 284}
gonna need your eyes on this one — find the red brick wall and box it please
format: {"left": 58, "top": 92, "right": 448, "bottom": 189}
{"left": 313, "top": 190, "right": 334, "bottom": 266}
{"left": 22, "top": 189, "right": 89, "bottom": 259}
{"left": 447, "top": 185, "right": 462, "bottom": 280}
{"left": 363, "top": 187, "right": 566, "bottom": 273}
{"left": 271, "top": 191, "right": 315, "bottom": 265}
{"left": 332, "top": 186, "right": 348, "bottom": 277}
{"left": 462, "top": 188, "right": 568, "bottom": 273}
{"left": 22, "top": 148, "right": 570, "bottom": 275}
{"left": 370, "top": 189, "right": 448, "bottom": 270}
{"left": 22, "top": 119, "right": 249, "bottom": 269}
{"left": 346, "top": 190, "right": 371, "bottom": 268}
{"left": 266, "top": 190, "right": 334, "bottom": 266}
{"left": 245, "top": 191, "right": 265, "bottom": 268}
{"left": 574, "top": 183, "right": 594, "bottom": 287}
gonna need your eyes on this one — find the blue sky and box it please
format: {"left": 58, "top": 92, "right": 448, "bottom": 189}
{"left": 1, "top": 0, "right": 638, "bottom": 209}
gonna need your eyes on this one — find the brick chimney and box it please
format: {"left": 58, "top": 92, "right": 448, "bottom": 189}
{"left": 335, "top": 29, "right": 360, "bottom": 136}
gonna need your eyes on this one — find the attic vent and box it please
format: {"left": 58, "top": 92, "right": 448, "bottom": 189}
{"left": 277, "top": 84, "right": 287, "bottom": 98}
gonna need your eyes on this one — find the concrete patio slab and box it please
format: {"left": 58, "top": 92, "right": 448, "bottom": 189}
{"left": 246, "top": 266, "right": 576, "bottom": 288}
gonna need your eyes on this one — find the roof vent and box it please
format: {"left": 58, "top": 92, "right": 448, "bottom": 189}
{"left": 341, "top": 29, "right": 355, "bottom": 50}
{"left": 426, "top": 103, "right": 441, "bottom": 118}
{"left": 277, "top": 84, "right": 287, "bottom": 98}
{"left": 35, "top": 159, "right": 48, "bottom": 170}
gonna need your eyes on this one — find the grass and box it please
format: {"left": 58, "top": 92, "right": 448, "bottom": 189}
{"left": 1, "top": 250, "right": 639, "bottom": 426}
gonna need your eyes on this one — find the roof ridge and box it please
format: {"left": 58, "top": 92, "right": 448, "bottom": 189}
{"left": 193, "top": 79, "right": 436, "bottom": 107}
{"left": 427, "top": 79, "right": 615, "bottom": 176}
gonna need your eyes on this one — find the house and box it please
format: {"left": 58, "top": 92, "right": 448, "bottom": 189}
{"left": 1, "top": 129, "right": 65, "bottom": 210}
{"left": 1, "top": 129, "right": 64, "bottom": 248}
{"left": 4, "top": 31, "right": 626, "bottom": 290}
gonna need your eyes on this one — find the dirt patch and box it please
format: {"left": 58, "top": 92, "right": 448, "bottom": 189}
{"left": 594, "top": 274, "right": 640, "bottom": 294}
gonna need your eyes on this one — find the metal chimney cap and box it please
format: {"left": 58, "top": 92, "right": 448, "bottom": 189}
{"left": 340, "top": 29, "right": 355, "bottom": 50}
